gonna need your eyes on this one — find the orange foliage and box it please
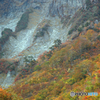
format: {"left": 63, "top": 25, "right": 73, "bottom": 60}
{"left": 97, "top": 70, "right": 100, "bottom": 74}
{"left": 72, "top": 36, "right": 91, "bottom": 52}
{"left": 84, "top": 29, "right": 97, "bottom": 41}
{"left": 0, "top": 87, "right": 12, "bottom": 100}
{"left": 2, "top": 22, "right": 100, "bottom": 100}
{"left": 94, "top": 22, "right": 100, "bottom": 30}
{"left": 64, "top": 71, "right": 69, "bottom": 76}
{"left": 54, "top": 77, "right": 57, "bottom": 80}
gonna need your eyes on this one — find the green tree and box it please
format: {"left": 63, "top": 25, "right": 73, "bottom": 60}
{"left": 24, "top": 55, "right": 36, "bottom": 66}
{"left": 0, "top": 28, "right": 16, "bottom": 45}
{"left": 97, "top": 35, "right": 100, "bottom": 40}
{"left": 49, "top": 39, "right": 62, "bottom": 51}
{"left": 35, "top": 24, "right": 50, "bottom": 39}
{"left": 34, "top": 65, "right": 41, "bottom": 71}
{"left": 1, "top": 28, "right": 12, "bottom": 36}
{"left": 54, "top": 39, "right": 62, "bottom": 47}
{"left": 68, "top": 28, "right": 74, "bottom": 35}
{"left": 49, "top": 45, "right": 55, "bottom": 51}
{"left": 86, "top": 0, "right": 92, "bottom": 10}
{"left": 78, "top": 27, "right": 83, "bottom": 33}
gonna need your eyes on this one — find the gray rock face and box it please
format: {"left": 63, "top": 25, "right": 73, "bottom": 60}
{"left": 95, "top": 19, "right": 99, "bottom": 24}
{"left": 0, "top": 0, "right": 85, "bottom": 19}
{"left": 11, "top": 71, "right": 16, "bottom": 76}
{"left": 0, "top": 0, "right": 86, "bottom": 59}
{"left": 48, "top": 0, "right": 85, "bottom": 17}
{"left": 1, "top": 71, "right": 16, "bottom": 88}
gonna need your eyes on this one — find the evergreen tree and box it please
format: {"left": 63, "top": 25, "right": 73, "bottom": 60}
{"left": 86, "top": 0, "right": 92, "bottom": 10}
{"left": 24, "top": 55, "right": 36, "bottom": 66}
{"left": 54, "top": 39, "right": 62, "bottom": 47}
{"left": 49, "top": 39, "right": 62, "bottom": 51}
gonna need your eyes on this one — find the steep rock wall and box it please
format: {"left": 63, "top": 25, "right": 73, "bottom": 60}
{"left": 0, "top": 0, "right": 85, "bottom": 19}
{"left": 0, "top": 0, "right": 86, "bottom": 59}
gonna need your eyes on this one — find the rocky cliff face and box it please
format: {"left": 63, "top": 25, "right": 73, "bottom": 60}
{"left": 0, "top": 0, "right": 85, "bottom": 19}
{"left": 0, "top": 0, "right": 86, "bottom": 59}
{"left": 48, "top": 0, "right": 85, "bottom": 17}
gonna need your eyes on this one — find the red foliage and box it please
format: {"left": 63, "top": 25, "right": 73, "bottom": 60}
{"left": 85, "top": 96, "right": 87, "bottom": 99}
{"left": 0, "top": 62, "right": 3, "bottom": 65}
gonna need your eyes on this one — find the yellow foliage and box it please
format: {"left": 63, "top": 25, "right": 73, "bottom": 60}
{"left": 85, "top": 29, "right": 97, "bottom": 40}
{"left": 78, "top": 59, "right": 93, "bottom": 68}
{"left": 54, "top": 96, "right": 63, "bottom": 100}
{"left": 96, "top": 62, "right": 100, "bottom": 68}
{"left": 39, "top": 71, "right": 46, "bottom": 77}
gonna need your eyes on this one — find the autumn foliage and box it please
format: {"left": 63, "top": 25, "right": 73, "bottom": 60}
{"left": 5, "top": 26, "right": 100, "bottom": 100}
{"left": 0, "top": 87, "right": 12, "bottom": 100}
{"left": 1, "top": 5, "right": 100, "bottom": 100}
{"left": 0, "top": 58, "right": 19, "bottom": 74}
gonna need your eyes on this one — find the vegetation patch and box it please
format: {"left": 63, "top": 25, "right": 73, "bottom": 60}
{"left": 0, "top": 28, "right": 16, "bottom": 55}
{"left": 0, "top": 59, "right": 19, "bottom": 74}
{"left": 1, "top": 3, "right": 100, "bottom": 100}
{"left": 5, "top": 26, "right": 100, "bottom": 100}
{"left": 15, "top": 8, "right": 33, "bottom": 32}
{"left": 97, "top": 35, "right": 100, "bottom": 40}
{"left": 14, "top": 56, "right": 37, "bottom": 82}
{"left": 15, "top": 12, "right": 29, "bottom": 32}
{"left": 34, "top": 65, "right": 41, "bottom": 71}
{"left": 67, "top": 3, "right": 100, "bottom": 35}
{"left": 0, "top": 28, "right": 14, "bottom": 45}
{"left": 0, "top": 88, "right": 12, "bottom": 100}
{"left": 35, "top": 24, "right": 50, "bottom": 40}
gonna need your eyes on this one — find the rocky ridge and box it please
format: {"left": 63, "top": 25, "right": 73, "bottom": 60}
{"left": 0, "top": 0, "right": 86, "bottom": 59}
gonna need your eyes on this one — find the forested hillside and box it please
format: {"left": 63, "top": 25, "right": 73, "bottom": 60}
{"left": 0, "top": 0, "right": 100, "bottom": 100}
{"left": 2, "top": 24, "right": 100, "bottom": 100}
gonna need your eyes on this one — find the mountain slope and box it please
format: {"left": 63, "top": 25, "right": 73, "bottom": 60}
{"left": 4, "top": 3, "right": 100, "bottom": 99}
{"left": 0, "top": 0, "right": 87, "bottom": 89}
{"left": 0, "top": 1, "right": 100, "bottom": 100}
{"left": 6, "top": 27, "right": 100, "bottom": 100}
